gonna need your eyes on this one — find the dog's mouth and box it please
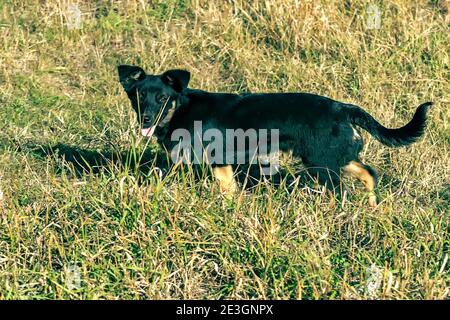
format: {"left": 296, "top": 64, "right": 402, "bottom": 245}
{"left": 141, "top": 126, "right": 156, "bottom": 138}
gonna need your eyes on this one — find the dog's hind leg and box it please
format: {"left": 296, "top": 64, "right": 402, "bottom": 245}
{"left": 212, "top": 165, "right": 237, "bottom": 196}
{"left": 306, "top": 166, "right": 344, "bottom": 206}
{"left": 343, "top": 160, "right": 378, "bottom": 207}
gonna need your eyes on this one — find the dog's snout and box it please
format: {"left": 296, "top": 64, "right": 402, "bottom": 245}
{"left": 143, "top": 115, "right": 151, "bottom": 123}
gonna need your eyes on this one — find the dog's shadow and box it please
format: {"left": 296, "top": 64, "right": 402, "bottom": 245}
{"left": 27, "top": 142, "right": 424, "bottom": 202}
{"left": 25, "top": 142, "right": 169, "bottom": 176}
{"left": 24, "top": 142, "right": 311, "bottom": 191}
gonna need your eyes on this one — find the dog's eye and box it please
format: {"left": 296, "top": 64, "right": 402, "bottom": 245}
{"left": 156, "top": 94, "right": 169, "bottom": 103}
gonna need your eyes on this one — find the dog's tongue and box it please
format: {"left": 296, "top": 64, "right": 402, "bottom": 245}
{"left": 141, "top": 126, "right": 156, "bottom": 138}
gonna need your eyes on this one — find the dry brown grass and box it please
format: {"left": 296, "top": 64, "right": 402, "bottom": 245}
{"left": 0, "top": 0, "right": 448, "bottom": 299}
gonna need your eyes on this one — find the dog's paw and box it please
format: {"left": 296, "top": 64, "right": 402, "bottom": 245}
{"left": 368, "top": 192, "right": 377, "bottom": 208}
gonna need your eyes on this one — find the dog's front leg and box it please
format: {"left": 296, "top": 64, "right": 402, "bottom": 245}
{"left": 212, "top": 165, "right": 237, "bottom": 196}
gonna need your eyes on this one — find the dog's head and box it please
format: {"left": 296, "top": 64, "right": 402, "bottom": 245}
{"left": 117, "top": 65, "right": 190, "bottom": 137}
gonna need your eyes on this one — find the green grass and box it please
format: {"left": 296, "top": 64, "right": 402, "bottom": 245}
{"left": 0, "top": 0, "right": 449, "bottom": 299}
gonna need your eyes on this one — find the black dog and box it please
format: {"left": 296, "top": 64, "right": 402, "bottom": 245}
{"left": 118, "top": 64, "right": 432, "bottom": 207}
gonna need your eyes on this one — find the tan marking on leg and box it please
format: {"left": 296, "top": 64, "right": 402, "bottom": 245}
{"left": 213, "top": 165, "right": 237, "bottom": 196}
{"left": 343, "top": 161, "right": 377, "bottom": 207}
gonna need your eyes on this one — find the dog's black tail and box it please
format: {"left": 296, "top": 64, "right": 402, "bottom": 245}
{"left": 345, "top": 102, "right": 433, "bottom": 147}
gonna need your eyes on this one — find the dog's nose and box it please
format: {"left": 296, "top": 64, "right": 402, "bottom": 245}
{"left": 143, "top": 116, "right": 151, "bottom": 123}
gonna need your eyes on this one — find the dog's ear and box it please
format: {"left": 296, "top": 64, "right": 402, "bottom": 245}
{"left": 118, "top": 65, "right": 146, "bottom": 91}
{"left": 160, "top": 69, "right": 190, "bottom": 92}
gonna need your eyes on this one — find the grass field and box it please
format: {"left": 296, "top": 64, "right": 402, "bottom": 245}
{"left": 0, "top": 0, "right": 449, "bottom": 299}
